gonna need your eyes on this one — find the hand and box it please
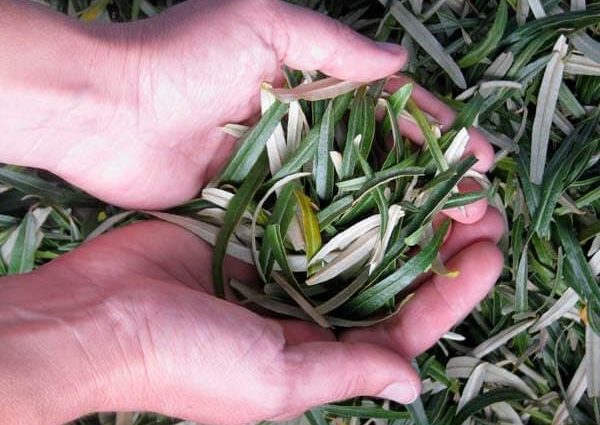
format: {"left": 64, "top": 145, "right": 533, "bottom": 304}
{"left": 2, "top": 0, "right": 408, "bottom": 209}
{"left": 0, "top": 216, "right": 503, "bottom": 425}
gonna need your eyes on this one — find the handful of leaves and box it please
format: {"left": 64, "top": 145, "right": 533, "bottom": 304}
{"left": 154, "top": 73, "right": 489, "bottom": 328}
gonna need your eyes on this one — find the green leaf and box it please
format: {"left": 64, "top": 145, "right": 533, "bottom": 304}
{"left": 443, "top": 190, "right": 487, "bottom": 209}
{"left": 259, "top": 183, "right": 298, "bottom": 280}
{"left": 407, "top": 99, "right": 448, "bottom": 172}
{"left": 220, "top": 101, "right": 288, "bottom": 183}
{"left": 503, "top": 5, "right": 600, "bottom": 45}
{"left": 533, "top": 114, "right": 599, "bottom": 237}
{"left": 213, "top": 154, "right": 269, "bottom": 297}
{"left": 314, "top": 101, "right": 335, "bottom": 202}
{"left": 369, "top": 156, "right": 476, "bottom": 284}
{"left": 316, "top": 195, "right": 353, "bottom": 228}
{"left": 6, "top": 208, "right": 51, "bottom": 275}
{"left": 381, "top": 0, "right": 467, "bottom": 88}
{"left": 337, "top": 163, "right": 424, "bottom": 194}
{"left": 458, "top": 0, "right": 508, "bottom": 68}
{"left": 270, "top": 92, "right": 352, "bottom": 182}
{"left": 452, "top": 389, "right": 529, "bottom": 425}
{"left": 304, "top": 408, "right": 328, "bottom": 425}
{"left": 341, "top": 220, "right": 450, "bottom": 317}
{"left": 0, "top": 167, "right": 95, "bottom": 206}
{"left": 352, "top": 136, "right": 389, "bottom": 239}
{"left": 265, "top": 224, "right": 297, "bottom": 286}
{"left": 555, "top": 219, "right": 600, "bottom": 307}
{"left": 321, "top": 405, "right": 411, "bottom": 420}
{"left": 341, "top": 88, "right": 376, "bottom": 178}
{"left": 383, "top": 83, "right": 413, "bottom": 137}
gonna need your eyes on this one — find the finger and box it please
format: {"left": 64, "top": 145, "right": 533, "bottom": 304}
{"left": 440, "top": 178, "right": 488, "bottom": 224}
{"left": 385, "top": 76, "right": 495, "bottom": 172}
{"left": 269, "top": 2, "right": 408, "bottom": 81}
{"left": 279, "top": 341, "right": 421, "bottom": 413}
{"left": 341, "top": 241, "right": 503, "bottom": 358}
{"left": 440, "top": 206, "right": 506, "bottom": 261}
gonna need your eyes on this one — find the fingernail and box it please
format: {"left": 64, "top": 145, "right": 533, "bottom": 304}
{"left": 375, "top": 41, "right": 406, "bottom": 56}
{"left": 377, "top": 382, "right": 419, "bottom": 404}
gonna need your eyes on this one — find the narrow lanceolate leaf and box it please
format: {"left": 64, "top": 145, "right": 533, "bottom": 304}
{"left": 552, "top": 355, "right": 588, "bottom": 425}
{"left": 452, "top": 389, "right": 529, "bottom": 425}
{"left": 564, "top": 53, "right": 600, "bottom": 76}
{"left": 85, "top": 211, "right": 134, "bottom": 241}
{"left": 383, "top": 83, "right": 413, "bottom": 140}
{"left": 0, "top": 167, "right": 95, "bottom": 205}
{"left": 527, "top": 0, "right": 547, "bottom": 18}
{"left": 314, "top": 101, "right": 335, "bottom": 202}
{"left": 571, "top": 33, "right": 600, "bottom": 64}
{"left": 368, "top": 156, "right": 476, "bottom": 285}
{"left": 310, "top": 215, "right": 380, "bottom": 265}
{"left": 471, "top": 320, "right": 535, "bottom": 358}
{"left": 261, "top": 84, "right": 288, "bottom": 174}
{"left": 252, "top": 173, "right": 309, "bottom": 281}
{"left": 270, "top": 92, "right": 353, "bottom": 182}
{"left": 259, "top": 185, "right": 297, "bottom": 279}
{"left": 2, "top": 208, "right": 51, "bottom": 274}
{"left": 271, "top": 272, "right": 330, "bottom": 328}
{"left": 407, "top": 99, "right": 448, "bottom": 172}
{"left": 443, "top": 191, "right": 487, "bottom": 209}
{"left": 294, "top": 190, "right": 322, "bottom": 265}
{"left": 316, "top": 195, "right": 353, "bottom": 228}
{"left": 286, "top": 100, "right": 305, "bottom": 153}
{"left": 370, "top": 205, "right": 405, "bottom": 273}
{"left": 352, "top": 136, "right": 389, "bottom": 239}
{"left": 444, "top": 128, "right": 469, "bottom": 165}
{"left": 220, "top": 101, "right": 288, "bottom": 183}
{"left": 530, "top": 35, "right": 568, "bottom": 184}
{"left": 531, "top": 288, "right": 579, "bottom": 332}
{"left": 515, "top": 245, "right": 529, "bottom": 316}
{"left": 484, "top": 52, "right": 514, "bottom": 78}
{"left": 337, "top": 163, "right": 424, "bottom": 193}
{"left": 381, "top": 1, "right": 466, "bottom": 88}
{"left": 341, "top": 88, "right": 376, "bottom": 178}
{"left": 146, "top": 211, "right": 275, "bottom": 267}
{"left": 265, "top": 224, "right": 298, "bottom": 285}
{"left": 341, "top": 220, "right": 450, "bottom": 318}
{"left": 221, "top": 123, "right": 249, "bottom": 139}
{"left": 586, "top": 324, "right": 600, "bottom": 397}
{"left": 532, "top": 115, "right": 598, "bottom": 238}
{"left": 320, "top": 405, "right": 410, "bottom": 420}
{"left": 213, "top": 155, "right": 269, "bottom": 297}
{"left": 270, "top": 77, "right": 361, "bottom": 102}
{"left": 458, "top": 0, "right": 508, "bottom": 67}
{"left": 555, "top": 219, "right": 600, "bottom": 334}
{"left": 307, "top": 229, "right": 378, "bottom": 285}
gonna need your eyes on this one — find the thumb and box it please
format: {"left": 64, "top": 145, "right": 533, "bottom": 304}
{"left": 265, "top": 1, "right": 408, "bottom": 81}
{"left": 278, "top": 341, "right": 421, "bottom": 414}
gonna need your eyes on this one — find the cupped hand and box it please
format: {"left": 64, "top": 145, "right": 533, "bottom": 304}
{"left": 0, "top": 214, "right": 503, "bottom": 425}
{"left": 40, "top": 0, "right": 408, "bottom": 209}
{"left": 0, "top": 221, "right": 417, "bottom": 425}
{"left": 15, "top": 0, "right": 495, "bottom": 215}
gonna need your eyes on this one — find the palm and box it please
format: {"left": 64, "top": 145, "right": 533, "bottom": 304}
{"left": 20, "top": 213, "right": 502, "bottom": 424}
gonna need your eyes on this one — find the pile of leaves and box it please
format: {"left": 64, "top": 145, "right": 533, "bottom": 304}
{"left": 151, "top": 77, "right": 486, "bottom": 328}
{"left": 2, "top": 1, "right": 599, "bottom": 425}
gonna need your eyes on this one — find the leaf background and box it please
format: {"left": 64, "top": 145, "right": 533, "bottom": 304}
{"left": 2, "top": 1, "right": 599, "bottom": 424}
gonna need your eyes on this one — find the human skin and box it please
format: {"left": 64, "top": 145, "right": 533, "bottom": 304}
{"left": 0, "top": 217, "right": 504, "bottom": 425}
{"left": 0, "top": 0, "right": 504, "bottom": 423}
